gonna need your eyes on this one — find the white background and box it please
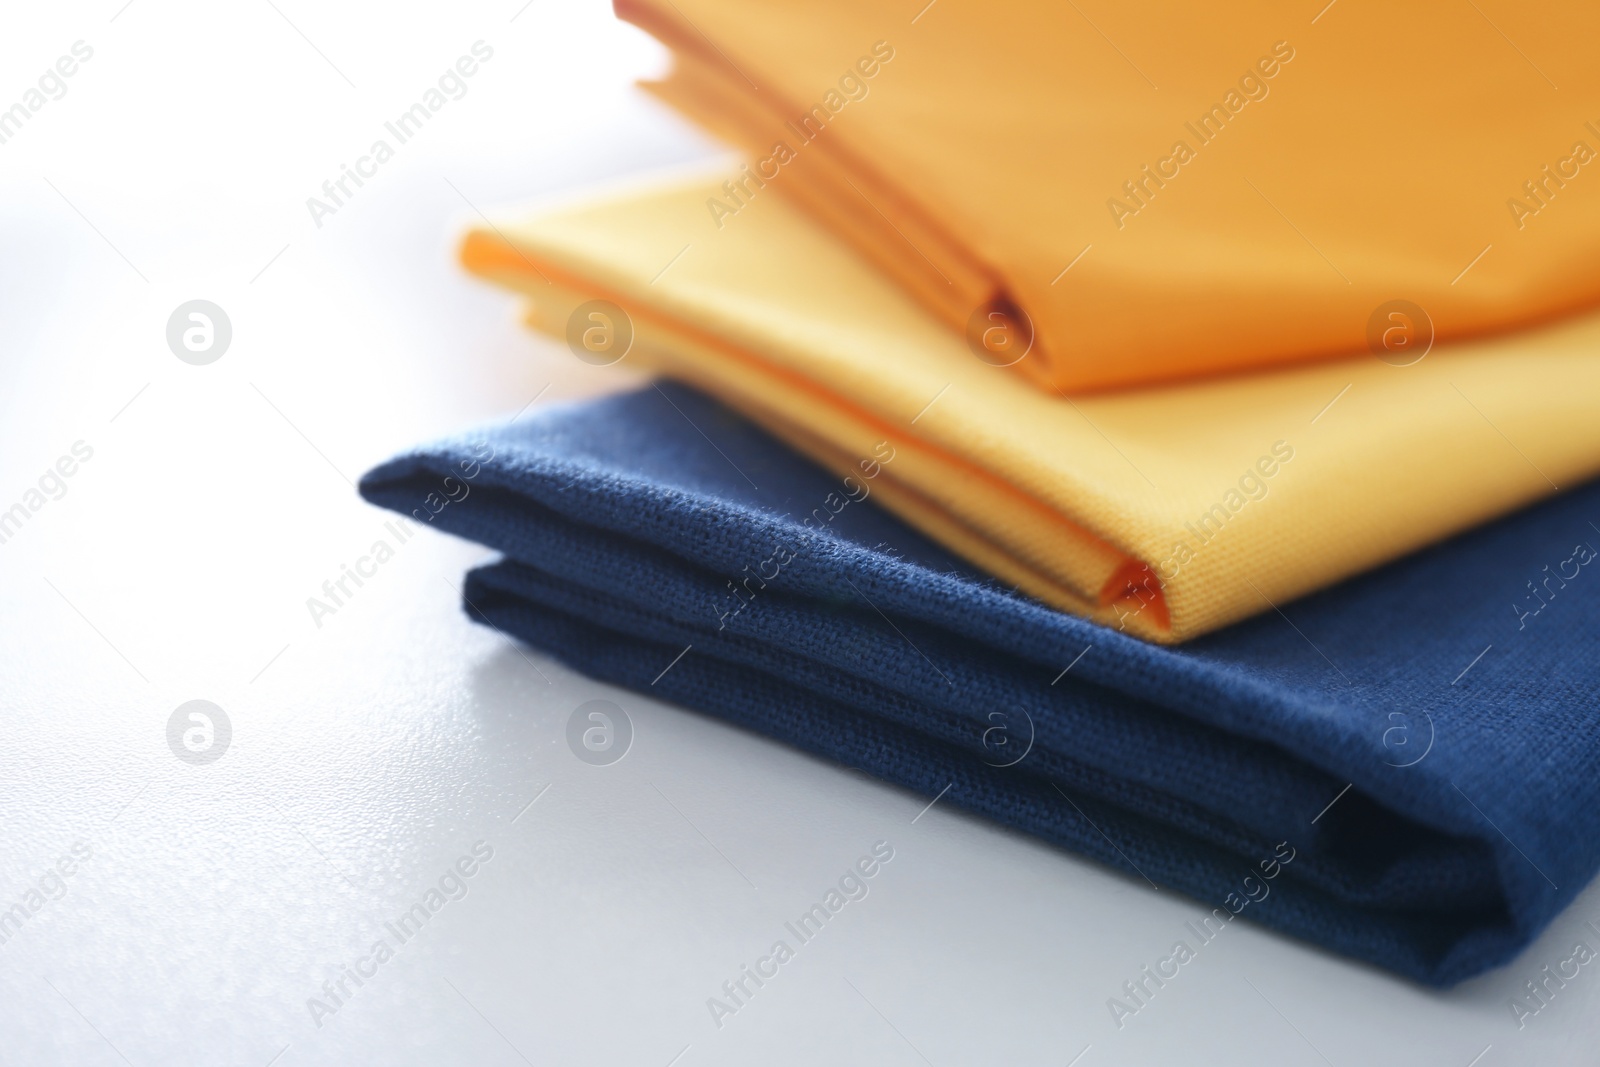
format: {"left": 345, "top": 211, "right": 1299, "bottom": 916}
{"left": 1, "top": 1, "right": 1597, "bottom": 1063}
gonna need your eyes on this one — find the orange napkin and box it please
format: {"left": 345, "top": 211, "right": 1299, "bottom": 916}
{"left": 620, "top": 0, "right": 1600, "bottom": 392}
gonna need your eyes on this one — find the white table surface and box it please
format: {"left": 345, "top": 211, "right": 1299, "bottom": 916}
{"left": 2, "top": 2, "right": 1597, "bottom": 1064}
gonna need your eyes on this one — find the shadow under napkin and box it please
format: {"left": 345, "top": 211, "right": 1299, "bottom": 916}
{"left": 360, "top": 381, "right": 1600, "bottom": 986}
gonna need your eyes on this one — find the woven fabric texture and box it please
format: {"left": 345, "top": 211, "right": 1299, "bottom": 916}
{"left": 361, "top": 383, "right": 1600, "bottom": 986}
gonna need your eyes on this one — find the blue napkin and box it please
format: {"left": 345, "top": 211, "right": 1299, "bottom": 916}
{"left": 360, "top": 381, "right": 1600, "bottom": 986}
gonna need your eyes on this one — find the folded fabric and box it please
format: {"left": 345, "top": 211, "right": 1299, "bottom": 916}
{"left": 461, "top": 176, "right": 1600, "bottom": 642}
{"left": 618, "top": 0, "right": 1600, "bottom": 392}
{"left": 360, "top": 382, "right": 1600, "bottom": 986}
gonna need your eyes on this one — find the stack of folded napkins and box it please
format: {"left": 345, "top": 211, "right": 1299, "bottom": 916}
{"left": 363, "top": 0, "right": 1600, "bottom": 985}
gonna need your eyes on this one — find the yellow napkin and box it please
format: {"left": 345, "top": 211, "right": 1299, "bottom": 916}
{"left": 618, "top": 0, "right": 1600, "bottom": 393}
{"left": 463, "top": 175, "right": 1600, "bottom": 642}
